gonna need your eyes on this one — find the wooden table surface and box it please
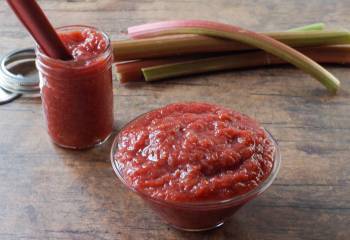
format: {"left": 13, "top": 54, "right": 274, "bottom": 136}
{"left": 1, "top": 1, "right": 349, "bottom": 239}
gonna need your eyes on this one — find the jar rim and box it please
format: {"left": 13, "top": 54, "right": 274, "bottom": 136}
{"left": 110, "top": 106, "right": 282, "bottom": 209}
{"left": 35, "top": 25, "right": 111, "bottom": 67}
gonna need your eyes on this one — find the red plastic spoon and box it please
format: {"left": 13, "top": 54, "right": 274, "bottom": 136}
{"left": 6, "top": 0, "right": 72, "bottom": 60}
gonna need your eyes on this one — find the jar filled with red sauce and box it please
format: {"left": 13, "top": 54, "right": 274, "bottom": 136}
{"left": 36, "top": 26, "right": 114, "bottom": 149}
{"left": 111, "top": 102, "right": 281, "bottom": 231}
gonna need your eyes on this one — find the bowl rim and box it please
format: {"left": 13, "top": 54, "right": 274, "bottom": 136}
{"left": 110, "top": 107, "right": 281, "bottom": 209}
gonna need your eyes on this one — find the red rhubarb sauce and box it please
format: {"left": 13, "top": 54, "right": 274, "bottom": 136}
{"left": 59, "top": 29, "right": 108, "bottom": 61}
{"left": 114, "top": 103, "right": 275, "bottom": 202}
{"left": 38, "top": 27, "right": 113, "bottom": 149}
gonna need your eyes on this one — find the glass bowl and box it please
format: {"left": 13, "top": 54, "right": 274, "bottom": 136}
{"left": 111, "top": 113, "right": 281, "bottom": 232}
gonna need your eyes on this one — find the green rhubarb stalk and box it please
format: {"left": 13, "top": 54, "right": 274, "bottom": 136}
{"left": 112, "top": 30, "right": 350, "bottom": 61}
{"left": 116, "top": 58, "right": 188, "bottom": 83}
{"left": 116, "top": 46, "right": 350, "bottom": 83}
{"left": 139, "top": 46, "right": 350, "bottom": 82}
{"left": 128, "top": 20, "right": 340, "bottom": 92}
{"left": 266, "top": 31, "right": 350, "bottom": 46}
{"left": 287, "top": 23, "right": 325, "bottom": 32}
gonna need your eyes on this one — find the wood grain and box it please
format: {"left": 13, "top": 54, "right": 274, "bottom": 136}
{"left": 0, "top": 0, "right": 349, "bottom": 239}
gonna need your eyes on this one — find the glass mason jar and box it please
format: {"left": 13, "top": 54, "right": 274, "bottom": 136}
{"left": 36, "top": 25, "right": 114, "bottom": 149}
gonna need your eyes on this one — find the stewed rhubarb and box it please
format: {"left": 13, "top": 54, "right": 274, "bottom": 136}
{"left": 113, "top": 102, "right": 275, "bottom": 202}
{"left": 37, "top": 26, "right": 114, "bottom": 149}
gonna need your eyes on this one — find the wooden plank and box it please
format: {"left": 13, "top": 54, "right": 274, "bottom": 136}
{"left": 0, "top": 0, "right": 349, "bottom": 239}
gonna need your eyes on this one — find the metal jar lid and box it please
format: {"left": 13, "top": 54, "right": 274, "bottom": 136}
{"left": 0, "top": 87, "right": 19, "bottom": 105}
{"left": 0, "top": 48, "right": 40, "bottom": 100}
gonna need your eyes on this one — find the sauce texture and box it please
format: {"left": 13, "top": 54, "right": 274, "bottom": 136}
{"left": 59, "top": 29, "right": 107, "bottom": 60}
{"left": 114, "top": 103, "right": 275, "bottom": 202}
{"left": 38, "top": 27, "right": 113, "bottom": 149}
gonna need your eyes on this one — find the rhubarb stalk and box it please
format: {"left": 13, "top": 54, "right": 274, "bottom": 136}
{"left": 128, "top": 20, "right": 340, "bottom": 92}
{"left": 113, "top": 30, "right": 350, "bottom": 61}
{"left": 116, "top": 46, "right": 350, "bottom": 83}
{"left": 140, "top": 46, "right": 350, "bottom": 82}
{"left": 116, "top": 58, "right": 186, "bottom": 83}
{"left": 287, "top": 23, "right": 325, "bottom": 32}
